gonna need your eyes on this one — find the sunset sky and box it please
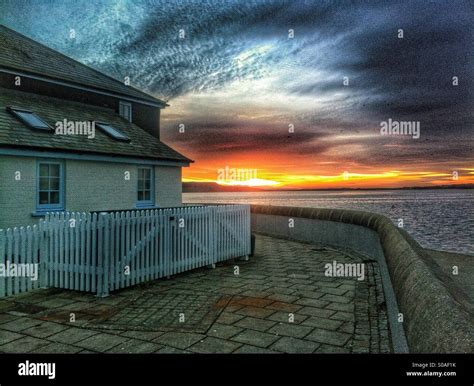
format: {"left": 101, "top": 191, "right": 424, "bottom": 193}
{"left": 1, "top": 0, "right": 473, "bottom": 188}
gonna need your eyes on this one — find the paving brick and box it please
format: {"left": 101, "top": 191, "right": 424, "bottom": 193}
{"left": 270, "top": 336, "right": 320, "bottom": 353}
{"left": 293, "top": 290, "right": 324, "bottom": 300}
{"left": 120, "top": 330, "right": 166, "bottom": 341}
{"left": 0, "top": 336, "right": 48, "bottom": 353}
{"left": 234, "top": 317, "right": 276, "bottom": 332}
{"left": 37, "top": 298, "right": 77, "bottom": 308}
{"left": 266, "top": 311, "right": 308, "bottom": 325}
{"left": 189, "top": 337, "right": 242, "bottom": 353}
{"left": 235, "top": 306, "right": 275, "bottom": 319}
{"left": 153, "top": 332, "right": 205, "bottom": 349}
{"left": 268, "top": 323, "right": 313, "bottom": 339}
{"left": 156, "top": 346, "right": 191, "bottom": 353}
{"left": 231, "top": 329, "right": 280, "bottom": 348}
{"left": 106, "top": 339, "right": 163, "bottom": 353}
{"left": 234, "top": 344, "right": 278, "bottom": 354}
{"left": 215, "top": 312, "right": 245, "bottom": 325}
{"left": 306, "top": 328, "right": 352, "bottom": 347}
{"left": 0, "top": 313, "right": 20, "bottom": 324}
{"left": 208, "top": 324, "right": 243, "bottom": 339}
{"left": 265, "top": 293, "right": 299, "bottom": 303}
{"left": 265, "top": 301, "right": 302, "bottom": 313}
{"left": 235, "top": 297, "right": 274, "bottom": 308}
{"left": 75, "top": 333, "right": 128, "bottom": 352}
{"left": 31, "top": 343, "right": 83, "bottom": 353}
{"left": 295, "top": 298, "right": 329, "bottom": 308}
{"left": 48, "top": 327, "right": 99, "bottom": 344}
{"left": 302, "top": 316, "right": 343, "bottom": 331}
{"left": 0, "top": 318, "right": 43, "bottom": 332}
{"left": 330, "top": 311, "right": 355, "bottom": 322}
{"left": 0, "top": 329, "right": 24, "bottom": 345}
{"left": 323, "top": 287, "right": 351, "bottom": 296}
{"left": 21, "top": 321, "right": 69, "bottom": 338}
{"left": 316, "top": 344, "right": 351, "bottom": 353}
{"left": 266, "top": 286, "right": 296, "bottom": 295}
{"left": 298, "top": 306, "right": 335, "bottom": 318}
{"left": 326, "top": 302, "right": 354, "bottom": 312}
{"left": 321, "top": 294, "right": 352, "bottom": 304}
{"left": 338, "top": 321, "right": 355, "bottom": 334}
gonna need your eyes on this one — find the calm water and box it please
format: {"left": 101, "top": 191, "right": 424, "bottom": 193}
{"left": 184, "top": 189, "right": 473, "bottom": 255}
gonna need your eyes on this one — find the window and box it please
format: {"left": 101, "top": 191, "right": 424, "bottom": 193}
{"left": 7, "top": 106, "right": 52, "bottom": 131}
{"left": 37, "top": 161, "right": 64, "bottom": 211}
{"left": 96, "top": 122, "right": 130, "bottom": 142}
{"left": 137, "top": 167, "right": 154, "bottom": 207}
{"left": 119, "top": 101, "right": 132, "bottom": 122}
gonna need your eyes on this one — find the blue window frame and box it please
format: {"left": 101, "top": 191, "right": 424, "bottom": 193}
{"left": 7, "top": 106, "right": 53, "bottom": 131}
{"left": 119, "top": 101, "right": 132, "bottom": 122}
{"left": 36, "top": 161, "right": 65, "bottom": 212}
{"left": 137, "top": 166, "right": 154, "bottom": 207}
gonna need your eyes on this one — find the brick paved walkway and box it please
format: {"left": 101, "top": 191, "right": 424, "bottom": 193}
{"left": 0, "top": 235, "right": 392, "bottom": 353}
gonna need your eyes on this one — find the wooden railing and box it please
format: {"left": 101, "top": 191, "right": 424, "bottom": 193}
{"left": 0, "top": 205, "right": 250, "bottom": 297}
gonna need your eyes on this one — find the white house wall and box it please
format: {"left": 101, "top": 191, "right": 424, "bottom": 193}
{"left": 0, "top": 155, "right": 183, "bottom": 229}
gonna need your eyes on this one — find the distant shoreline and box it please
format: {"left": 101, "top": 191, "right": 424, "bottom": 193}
{"left": 183, "top": 182, "right": 474, "bottom": 193}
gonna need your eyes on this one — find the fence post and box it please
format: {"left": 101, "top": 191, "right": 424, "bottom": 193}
{"left": 96, "top": 213, "right": 110, "bottom": 297}
{"left": 237, "top": 205, "right": 251, "bottom": 261}
{"left": 39, "top": 219, "right": 48, "bottom": 288}
{"left": 211, "top": 206, "right": 217, "bottom": 264}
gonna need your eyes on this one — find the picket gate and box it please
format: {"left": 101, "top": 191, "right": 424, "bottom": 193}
{"left": 0, "top": 205, "right": 250, "bottom": 297}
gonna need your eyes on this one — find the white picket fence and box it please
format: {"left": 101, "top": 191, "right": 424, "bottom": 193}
{"left": 0, "top": 205, "right": 251, "bottom": 297}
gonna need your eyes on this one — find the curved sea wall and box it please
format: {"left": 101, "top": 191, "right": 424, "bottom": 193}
{"left": 250, "top": 205, "right": 474, "bottom": 353}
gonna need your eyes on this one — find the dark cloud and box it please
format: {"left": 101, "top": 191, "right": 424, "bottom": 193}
{"left": 1, "top": 0, "right": 472, "bottom": 170}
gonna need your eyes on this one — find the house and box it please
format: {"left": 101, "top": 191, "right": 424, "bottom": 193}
{"left": 0, "top": 25, "right": 192, "bottom": 230}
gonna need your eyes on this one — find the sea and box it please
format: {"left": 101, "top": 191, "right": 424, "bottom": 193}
{"left": 184, "top": 189, "right": 473, "bottom": 255}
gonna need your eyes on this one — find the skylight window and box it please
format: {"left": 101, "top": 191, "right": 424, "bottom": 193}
{"left": 96, "top": 122, "right": 130, "bottom": 142}
{"left": 7, "top": 106, "right": 52, "bottom": 130}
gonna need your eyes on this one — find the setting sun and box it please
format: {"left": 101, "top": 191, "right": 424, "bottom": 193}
{"left": 216, "top": 178, "right": 280, "bottom": 187}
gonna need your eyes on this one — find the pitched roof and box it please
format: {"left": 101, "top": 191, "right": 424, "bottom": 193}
{"left": 0, "top": 87, "right": 191, "bottom": 164}
{"left": 0, "top": 25, "right": 165, "bottom": 106}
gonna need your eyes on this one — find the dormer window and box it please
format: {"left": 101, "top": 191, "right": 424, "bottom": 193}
{"left": 119, "top": 101, "right": 132, "bottom": 122}
{"left": 96, "top": 122, "right": 130, "bottom": 142}
{"left": 7, "top": 106, "right": 52, "bottom": 131}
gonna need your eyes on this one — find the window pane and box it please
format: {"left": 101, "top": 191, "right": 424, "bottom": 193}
{"left": 50, "top": 191, "right": 59, "bottom": 204}
{"left": 97, "top": 123, "right": 130, "bottom": 141}
{"left": 137, "top": 167, "right": 153, "bottom": 203}
{"left": 39, "top": 177, "right": 49, "bottom": 190}
{"left": 15, "top": 110, "right": 50, "bottom": 129}
{"left": 39, "top": 164, "right": 49, "bottom": 177}
{"left": 37, "top": 162, "right": 63, "bottom": 209}
{"left": 119, "top": 102, "right": 132, "bottom": 122}
{"left": 39, "top": 192, "right": 49, "bottom": 204}
{"left": 50, "top": 177, "right": 59, "bottom": 191}
{"left": 49, "top": 164, "right": 60, "bottom": 177}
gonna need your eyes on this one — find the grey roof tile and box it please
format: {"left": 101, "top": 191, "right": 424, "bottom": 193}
{"left": 0, "top": 24, "right": 165, "bottom": 105}
{"left": 0, "top": 87, "right": 191, "bottom": 163}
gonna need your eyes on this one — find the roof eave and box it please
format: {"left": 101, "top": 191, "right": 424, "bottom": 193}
{"left": 0, "top": 66, "right": 169, "bottom": 108}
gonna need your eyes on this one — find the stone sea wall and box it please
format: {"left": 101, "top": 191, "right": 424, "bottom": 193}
{"left": 250, "top": 205, "right": 474, "bottom": 353}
